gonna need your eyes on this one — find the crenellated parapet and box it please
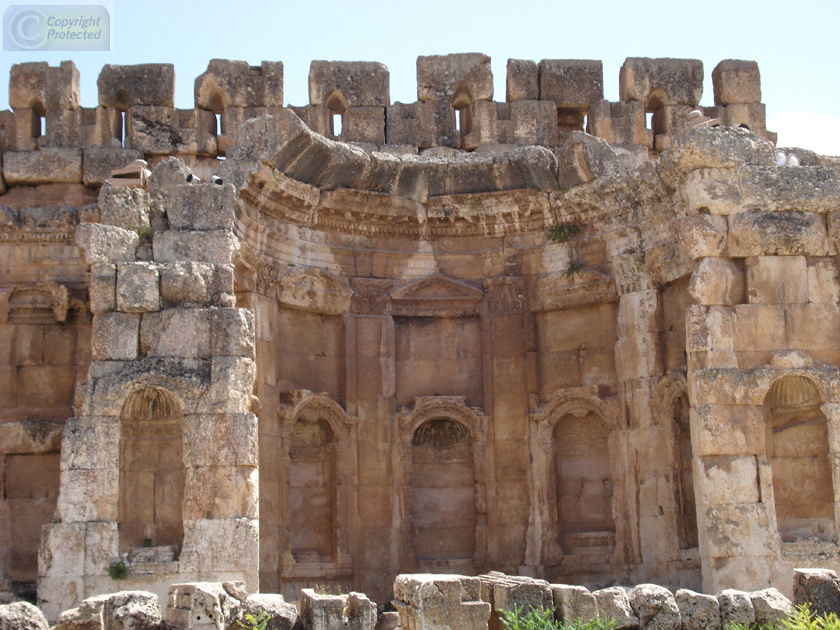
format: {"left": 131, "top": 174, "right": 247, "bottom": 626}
{"left": 0, "top": 54, "right": 777, "bottom": 187}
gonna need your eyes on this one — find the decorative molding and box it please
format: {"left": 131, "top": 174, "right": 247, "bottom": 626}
{"left": 390, "top": 273, "right": 483, "bottom": 317}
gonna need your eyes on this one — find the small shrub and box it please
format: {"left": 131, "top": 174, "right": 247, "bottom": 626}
{"left": 235, "top": 611, "right": 271, "bottom": 630}
{"left": 107, "top": 560, "right": 129, "bottom": 580}
{"left": 500, "top": 606, "right": 617, "bottom": 630}
{"left": 142, "top": 537, "right": 152, "bottom": 548}
{"left": 566, "top": 260, "right": 586, "bottom": 277}
{"left": 501, "top": 605, "right": 561, "bottom": 630}
{"left": 782, "top": 604, "right": 840, "bottom": 630}
{"left": 546, "top": 223, "right": 582, "bottom": 244}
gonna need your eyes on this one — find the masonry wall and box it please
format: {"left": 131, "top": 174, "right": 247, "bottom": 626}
{"left": 0, "top": 56, "right": 838, "bottom": 614}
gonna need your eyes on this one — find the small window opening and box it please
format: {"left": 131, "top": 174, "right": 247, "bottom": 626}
{"left": 215, "top": 113, "right": 222, "bottom": 136}
{"left": 120, "top": 111, "right": 126, "bottom": 149}
{"left": 332, "top": 112, "right": 343, "bottom": 137}
{"left": 645, "top": 112, "right": 653, "bottom": 129}
{"left": 455, "top": 109, "right": 462, "bottom": 132}
{"left": 39, "top": 116, "right": 45, "bottom": 137}
{"left": 583, "top": 114, "right": 588, "bottom": 134}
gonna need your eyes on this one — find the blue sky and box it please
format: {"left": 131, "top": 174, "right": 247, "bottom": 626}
{"left": 1, "top": 0, "right": 839, "bottom": 154}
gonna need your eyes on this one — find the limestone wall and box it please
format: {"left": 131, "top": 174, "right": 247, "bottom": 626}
{"left": 0, "top": 57, "right": 838, "bottom": 612}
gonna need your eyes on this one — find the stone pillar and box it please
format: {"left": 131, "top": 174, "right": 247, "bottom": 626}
{"left": 39, "top": 166, "right": 257, "bottom": 621}
{"left": 615, "top": 287, "right": 666, "bottom": 569}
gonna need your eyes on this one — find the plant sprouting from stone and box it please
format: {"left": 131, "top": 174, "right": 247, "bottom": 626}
{"left": 500, "top": 605, "right": 617, "bottom": 630}
{"left": 546, "top": 223, "right": 582, "bottom": 244}
{"left": 235, "top": 611, "right": 272, "bottom": 630}
{"left": 108, "top": 560, "right": 129, "bottom": 580}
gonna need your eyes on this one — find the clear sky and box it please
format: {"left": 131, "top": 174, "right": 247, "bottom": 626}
{"left": 1, "top": 0, "right": 839, "bottom": 154}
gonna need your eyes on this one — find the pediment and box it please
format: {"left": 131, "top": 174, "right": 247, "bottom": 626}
{"left": 389, "top": 274, "right": 483, "bottom": 317}
{"left": 0, "top": 282, "right": 72, "bottom": 323}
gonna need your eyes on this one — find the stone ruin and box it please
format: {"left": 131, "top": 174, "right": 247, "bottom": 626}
{"left": 2, "top": 568, "right": 839, "bottom": 630}
{"left": 1, "top": 53, "right": 840, "bottom": 624}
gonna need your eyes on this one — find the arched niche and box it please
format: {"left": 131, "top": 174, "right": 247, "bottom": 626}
{"left": 396, "top": 397, "right": 488, "bottom": 572}
{"left": 118, "top": 386, "right": 184, "bottom": 555}
{"left": 764, "top": 374, "right": 835, "bottom": 543}
{"left": 278, "top": 391, "right": 355, "bottom": 581}
{"left": 526, "top": 389, "right": 621, "bottom": 567}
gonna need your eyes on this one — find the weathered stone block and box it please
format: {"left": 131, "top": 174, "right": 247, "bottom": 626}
{"left": 183, "top": 466, "right": 258, "bottom": 520}
{"left": 126, "top": 106, "right": 211, "bottom": 155}
{"left": 160, "top": 262, "right": 234, "bottom": 307}
{"left": 588, "top": 100, "right": 650, "bottom": 146}
{"left": 703, "top": 503, "right": 775, "bottom": 559}
{"left": 689, "top": 258, "right": 744, "bottom": 305}
{"left": 731, "top": 304, "right": 785, "bottom": 352}
{"left": 83, "top": 147, "right": 144, "bottom": 187}
{"left": 676, "top": 214, "right": 728, "bottom": 259}
{"left": 153, "top": 230, "right": 240, "bottom": 264}
{"left": 102, "top": 591, "right": 162, "bottom": 630}
{"left": 140, "top": 308, "right": 211, "bottom": 359}
{"left": 164, "top": 581, "right": 242, "bottom": 630}
{"left": 60, "top": 415, "right": 118, "bottom": 471}
{"left": 98, "top": 64, "right": 175, "bottom": 108}
{"left": 386, "top": 99, "right": 458, "bottom": 148}
{"left": 181, "top": 518, "right": 259, "bottom": 576}
{"left": 675, "top": 589, "right": 721, "bottom": 630}
{"left": 713, "top": 60, "right": 761, "bottom": 106}
{"left": 619, "top": 58, "right": 704, "bottom": 107}
{"left": 197, "top": 356, "right": 255, "bottom": 414}
{"left": 750, "top": 588, "right": 792, "bottom": 625}
{"left": 76, "top": 223, "right": 139, "bottom": 268}
{"left": 417, "top": 53, "right": 493, "bottom": 104}
{"left": 628, "top": 584, "right": 680, "bottom": 630}
{"left": 241, "top": 594, "right": 299, "bottom": 630}
{"left": 309, "top": 60, "right": 390, "bottom": 107}
{"left": 211, "top": 309, "right": 255, "bottom": 358}
{"left": 731, "top": 211, "right": 827, "bottom": 257}
{"left": 718, "top": 590, "right": 755, "bottom": 627}
{"left": 744, "top": 256, "right": 808, "bottom": 304}
{"left": 99, "top": 183, "right": 150, "bottom": 231}
{"left": 343, "top": 106, "right": 386, "bottom": 145}
{"left": 794, "top": 569, "right": 840, "bottom": 616}
{"left": 691, "top": 404, "right": 765, "bottom": 456}
{"left": 195, "top": 59, "right": 284, "bottom": 110}
{"left": 167, "top": 183, "right": 236, "bottom": 231}
{"left": 3, "top": 148, "right": 82, "bottom": 185}
{"left": 182, "top": 413, "right": 257, "bottom": 467}
{"left": 699, "top": 456, "right": 760, "bottom": 505}
{"left": 506, "top": 59, "right": 538, "bottom": 102}
{"left": 90, "top": 263, "right": 116, "bottom": 315}
{"left": 592, "top": 587, "right": 639, "bottom": 629}
{"left": 10, "top": 60, "right": 79, "bottom": 111}
{"left": 807, "top": 259, "right": 840, "bottom": 303}
{"left": 300, "top": 590, "right": 376, "bottom": 630}
{"left": 720, "top": 103, "right": 770, "bottom": 137}
{"left": 56, "top": 467, "right": 117, "bottom": 522}
{"left": 393, "top": 574, "right": 490, "bottom": 630}
{"left": 116, "top": 262, "right": 160, "bottom": 313}
{"left": 91, "top": 312, "right": 140, "bottom": 360}
{"left": 0, "top": 600, "right": 49, "bottom": 630}
{"left": 552, "top": 585, "right": 598, "bottom": 624}
{"left": 539, "top": 60, "right": 603, "bottom": 109}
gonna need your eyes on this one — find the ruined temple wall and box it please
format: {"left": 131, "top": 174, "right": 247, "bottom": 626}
{"left": 0, "top": 56, "right": 836, "bottom": 611}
